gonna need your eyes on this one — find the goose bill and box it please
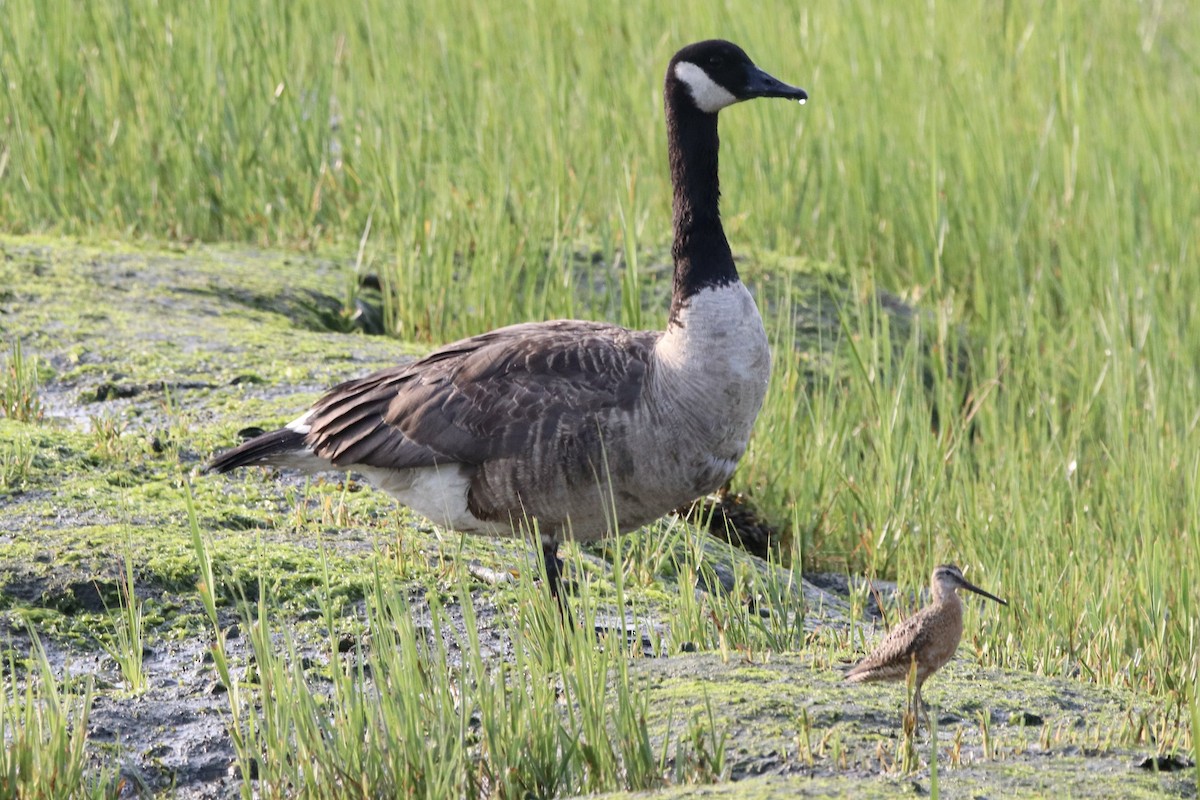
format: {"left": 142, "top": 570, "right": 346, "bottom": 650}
{"left": 743, "top": 67, "right": 808, "bottom": 103}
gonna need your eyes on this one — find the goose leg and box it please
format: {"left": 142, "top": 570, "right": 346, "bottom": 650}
{"left": 542, "top": 539, "right": 574, "bottom": 624}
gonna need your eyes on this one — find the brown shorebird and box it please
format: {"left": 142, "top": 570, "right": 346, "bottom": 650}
{"left": 846, "top": 564, "right": 1007, "bottom": 724}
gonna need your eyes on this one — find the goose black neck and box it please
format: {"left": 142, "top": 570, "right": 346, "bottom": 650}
{"left": 665, "top": 87, "right": 737, "bottom": 325}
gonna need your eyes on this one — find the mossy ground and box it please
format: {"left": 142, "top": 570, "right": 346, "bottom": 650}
{"left": 627, "top": 652, "right": 1192, "bottom": 798}
{"left": 1, "top": 236, "right": 1194, "bottom": 797}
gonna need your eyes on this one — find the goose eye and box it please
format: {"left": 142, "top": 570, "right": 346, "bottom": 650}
{"left": 707, "top": 56, "right": 724, "bottom": 68}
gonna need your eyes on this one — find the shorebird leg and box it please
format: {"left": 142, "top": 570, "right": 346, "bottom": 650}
{"left": 913, "top": 681, "right": 930, "bottom": 729}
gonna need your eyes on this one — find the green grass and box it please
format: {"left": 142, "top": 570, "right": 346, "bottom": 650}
{"left": 185, "top": 480, "right": 737, "bottom": 797}
{"left": 96, "top": 546, "right": 148, "bottom": 695}
{"left": 0, "top": 428, "right": 34, "bottom": 492}
{"left": 1, "top": 341, "right": 43, "bottom": 424}
{"left": 1, "top": 0, "right": 1198, "bottom": 790}
{"left": 0, "top": 638, "right": 119, "bottom": 799}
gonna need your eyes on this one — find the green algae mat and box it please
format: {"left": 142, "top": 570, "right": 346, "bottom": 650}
{"left": 1, "top": 237, "right": 1194, "bottom": 798}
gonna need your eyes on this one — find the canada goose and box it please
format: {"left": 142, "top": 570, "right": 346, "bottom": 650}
{"left": 206, "top": 40, "right": 807, "bottom": 606}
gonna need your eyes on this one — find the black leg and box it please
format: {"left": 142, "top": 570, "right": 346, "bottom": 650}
{"left": 542, "top": 539, "right": 574, "bottom": 625}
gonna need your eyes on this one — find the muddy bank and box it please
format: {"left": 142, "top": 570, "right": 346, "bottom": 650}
{"left": 0, "top": 237, "right": 1191, "bottom": 798}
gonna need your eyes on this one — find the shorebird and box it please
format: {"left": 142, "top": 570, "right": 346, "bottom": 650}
{"left": 205, "top": 41, "right": 808, "bottom": 610}
{"left": 845, "top": 564, "right": 1007, "bottom": 724}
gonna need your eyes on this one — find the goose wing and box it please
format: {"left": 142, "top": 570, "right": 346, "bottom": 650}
{"left": 303, "top": 320, "right": 658, "bottom": 470}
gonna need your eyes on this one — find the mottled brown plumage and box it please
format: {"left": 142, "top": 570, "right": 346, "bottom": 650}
{"left": 304, "top": 321, "right": 652, "bottom": 479}
{"left": 299, "top": 319, "right": 679, "bottom": 536}
{"left": 846, "top": 564, "right": 1007, "bottom": 723}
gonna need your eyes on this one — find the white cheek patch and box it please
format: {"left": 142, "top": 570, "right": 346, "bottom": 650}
{"left": 674, "top": 61, "right": 738, "bottom": 113}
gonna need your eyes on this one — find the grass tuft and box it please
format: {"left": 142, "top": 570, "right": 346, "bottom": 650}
{"left": 0, "top": 637, "right": 119, "bottom": 799}
{"left": 206, "top": 567, "right": 663, "bottom": 796}
{"left": 1, "top": 341, "right": 43, "bottom": 424}
{"left": 0, "top": 429, "right": 35, "bottom": 491}
{"left": 97, "top": 546, "right": 148, "bottom": 694}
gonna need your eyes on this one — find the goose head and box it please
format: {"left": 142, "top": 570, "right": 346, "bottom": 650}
{"left": 668, "top": 40, "right": 808, "bottom": 114}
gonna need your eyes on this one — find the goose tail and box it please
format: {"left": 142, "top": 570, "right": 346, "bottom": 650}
{"left": 204, "top": 428, "right": 309, "bottom": 474}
